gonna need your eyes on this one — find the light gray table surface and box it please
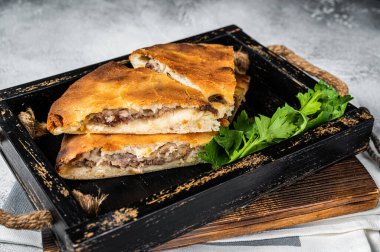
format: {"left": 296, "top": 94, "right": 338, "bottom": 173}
{"left": 0, "top": 0, "right": 379, "bottom": 251}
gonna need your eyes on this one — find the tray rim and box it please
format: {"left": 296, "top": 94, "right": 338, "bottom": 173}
{"left": 0, "top": 25, "right": 374, "bottom": 251}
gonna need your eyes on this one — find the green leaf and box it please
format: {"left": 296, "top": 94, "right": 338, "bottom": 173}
{"left": 214, "top": 127, "right": 244, "bottom": 156}
{"left": 297, "top": 89, "right": 322, "bottom": 116}
{"left": 269, "top": 104, "right": 299, "bottom": 140}
{"left": 245, "top": 121, "right": 258, "bottom": 139}
{"left": 306, "top": 110, "right": 331, "bottom": 129}
{"left": 255, "top": 115, "right": 271, "bottom": 140}
{"left": 198, "top": 139, "right": 230, "bottom": 169}
{"left": 233, "top": 110, "right": 251, "bottom": 131}
{"left": 296, "top": 89, "right": 313, "bottom": 109}
{"left": 199, "top": 79, "right": 352, "bottom": 169}
{"left": 306, "top": 80, "right": 353, "bottom": 128}
{"left": 239, "top": 139, "right": 270, "bottom": 157}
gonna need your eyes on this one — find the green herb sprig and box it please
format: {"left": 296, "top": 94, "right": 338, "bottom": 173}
{"left": 198, "top": 80, "right": 353, "bottom": 168}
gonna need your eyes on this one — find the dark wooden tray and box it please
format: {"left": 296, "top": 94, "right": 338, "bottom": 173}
{"left": 0, "top": 25, "right": 374, "bottom": 251}
{"left": 41, "top": 156, "right": 379, "bottom": 251}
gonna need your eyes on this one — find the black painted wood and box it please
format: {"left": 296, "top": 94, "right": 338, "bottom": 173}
{"left": 0, "top": 25, "right": 374, "bottom": 251}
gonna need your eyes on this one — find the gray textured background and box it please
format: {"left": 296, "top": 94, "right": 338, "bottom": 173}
{"left": 0, "top": 0, "right": 379, "bottom": 250}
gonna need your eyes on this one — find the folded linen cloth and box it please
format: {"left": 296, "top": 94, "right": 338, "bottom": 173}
{"left": 0, "top": 182, "right": 42, "bottom": 252}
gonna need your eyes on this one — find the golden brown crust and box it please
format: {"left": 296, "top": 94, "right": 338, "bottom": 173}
{"left": 235, "top": 73, "right": 250, "bottom": 93}
{"left": 57, "top": 132, "right": 215, "bottom": 166}
{"left": 228, "top": 73, "right": 251, "bottom": 122}
{"left": 47, "top": 62, "right": 210, "bottom": 134}
{"left": 130, "top": 43, "right": 237, "bottom": 105}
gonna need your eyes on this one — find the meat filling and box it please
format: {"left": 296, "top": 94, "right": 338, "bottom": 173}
{"left": 71, "top": 143, "right": 201, "bottom": 169}
{"left": 86, "top": 106, "right": 217, "bottom": 127}
{"left": 86, "top": 107, "right": 174, "bottom": 126}
{"left": 145, "top": 59, "right": 166, "bottom": 72}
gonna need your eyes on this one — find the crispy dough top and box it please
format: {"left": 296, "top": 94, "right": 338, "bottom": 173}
{"left": 57, "top": 132, "right": 215, "bottom": 165}
{"left": 131, "top": 43, "right": 237, "bottom": 104}
{"left": 47, "top": 62, "right": 209, "bottom": 132}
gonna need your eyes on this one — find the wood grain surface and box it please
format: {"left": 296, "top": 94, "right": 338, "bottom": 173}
{"left": 42, "top": 156, "right": 379, "bottom": 251}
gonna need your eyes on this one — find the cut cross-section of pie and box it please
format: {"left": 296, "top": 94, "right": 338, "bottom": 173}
{"left": 129, "top": 43, "right": 238, "bottom": 120}
{"left": 231, "top": 73, "right": 251, "bottom": 121}
{"left": 47, "top": 62, "right": 222, "bottom": 135}
{"left": 56, "top": 132, "right": 215, "bottom": 179}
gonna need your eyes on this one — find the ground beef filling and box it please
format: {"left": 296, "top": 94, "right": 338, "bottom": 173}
{"left": 86, "top": 106, "right": 217, "bottom": 127}
{"left": 86, "top": 107, "right": 175, "bottom": 126}
{"left": 145, "top": 59, "right": 165, "bottom": 72}
{"left": 71, "top": 143, "right": 200, "bottom": 169}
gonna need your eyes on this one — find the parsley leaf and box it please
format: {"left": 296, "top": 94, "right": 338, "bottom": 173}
{"left": 304, "top": 81, "right": 352, "bottom": 129}
{"left": 233, "top": 110, "right": 252, "bottom": 132}
{"left": 214, "top": 127, "right": 244, "bottom": 156}
{"left": 198, "top": 139, "right": 230, "bottom": 169}
{"left": 199, "top": 80, "right": 353, "bottom": 168}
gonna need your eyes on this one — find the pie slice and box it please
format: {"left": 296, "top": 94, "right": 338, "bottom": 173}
{"left": 55, "top": 73, "right": 250, "bottom": 180}
{"left": 47, "top": 62, "right": 222, "bottom": 135}
{"left": 230, "top": 73, "right": 251, "bottom": 121}
{"left": 129, "top": 43, "right": 238, "bottom": 119}
{"left": 56, "top": 132, "right": 215, "bottom": 179}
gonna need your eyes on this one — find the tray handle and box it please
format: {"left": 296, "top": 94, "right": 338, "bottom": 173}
{"left": 0, "top": 209, "right": 52, "bottom": 230}
{"left": 267, "top": 44, "right": 349, "bottom": 96}
{"left": 267, "top": 45, "right": 379, "bottom": 168}
{"left": 0, "top": 44, "right": 378, "bottom": 231}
